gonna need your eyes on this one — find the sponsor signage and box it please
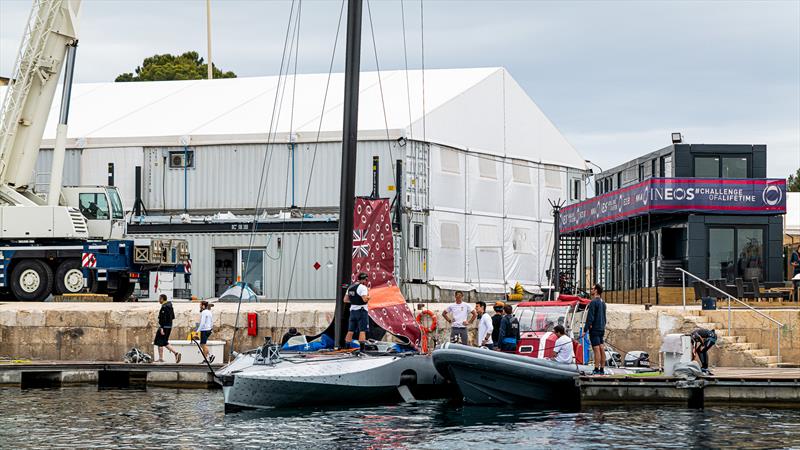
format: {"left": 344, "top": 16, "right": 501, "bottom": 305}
{"left": 560, "top": 178, "right": 786, "bottom": 233}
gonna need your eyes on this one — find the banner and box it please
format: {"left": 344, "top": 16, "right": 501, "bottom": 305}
{"left": 560, "top": 178, "right": 787, "bottom": 233}
{"left": 352, "top": 197, "right": 421, "bottom": 348}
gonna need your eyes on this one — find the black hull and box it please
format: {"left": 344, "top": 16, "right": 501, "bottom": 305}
{"left": 433, "top": 343, "right": 582, "bottom": 407}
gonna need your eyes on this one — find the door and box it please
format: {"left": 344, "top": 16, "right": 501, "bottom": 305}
{"left": 214, "top": 249, "right": 236, "bottom": 297}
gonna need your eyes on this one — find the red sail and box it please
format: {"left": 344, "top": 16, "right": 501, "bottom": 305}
{"left": 351, "top": 197, "right": 421, "bottom": 349}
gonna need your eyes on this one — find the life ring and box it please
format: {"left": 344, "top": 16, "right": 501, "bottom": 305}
{"left": 416, "top": 310, "right": 437, "bottom": 333}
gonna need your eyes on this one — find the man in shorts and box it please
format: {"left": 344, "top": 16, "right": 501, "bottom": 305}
{"left": 442, "top": 291, "right": 476, "bottom": 344}
{"left": 586, "top": 284, "right": 607, "bottom": 375}
{"left": 153, "top": 294, "right": 181, "bottom": 363}
{"left": 345, "top": 273, "right": 370, "bottom": 347}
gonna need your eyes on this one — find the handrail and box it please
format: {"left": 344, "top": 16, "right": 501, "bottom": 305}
{"left": 677, "top": 267, "right": 783, "bottom": 363}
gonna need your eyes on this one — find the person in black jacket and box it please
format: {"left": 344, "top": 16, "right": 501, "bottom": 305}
{"left": 497, "top": 304, "right": 520, "bottom": 352}
{"left": 691, "top": 328, "right": 717, "bottom": 375}
{"left": 491, "top": 301, "right": 505, "bottom": 345}
{"left": 153, "top": 294, "right": 181, "bottom": 363}
{"left": 585, "top": 284, "right": 607, "bottom": 375}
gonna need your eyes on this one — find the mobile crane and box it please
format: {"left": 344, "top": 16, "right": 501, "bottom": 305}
{"left": 0, "top": 0, "right": 190, "bottom": 301}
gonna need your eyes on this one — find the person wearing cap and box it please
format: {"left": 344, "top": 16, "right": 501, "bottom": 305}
{"left": 442, "top": 291, "right": 476, "bottom": 345}
{"left": 196, "top": 300, "right": 215, "bottom": 363}
{"left": 345, "top": 272, "right": 370, "bottom": 346}
{"left": 281, "top": 327, "right": 302, "bottom": 346}
{"left": 491, "top": 301, "right": 505, "bottom": 345}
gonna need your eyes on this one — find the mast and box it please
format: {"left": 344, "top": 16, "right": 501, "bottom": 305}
{"left": 334, "top": 0, "right": 363, "bottom": 348}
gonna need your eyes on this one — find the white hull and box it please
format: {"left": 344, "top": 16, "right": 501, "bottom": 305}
{"left": 218, "top": 351, "right": 447, "bottom": 410}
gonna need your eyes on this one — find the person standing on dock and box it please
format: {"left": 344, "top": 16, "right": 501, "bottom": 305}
{"left": 791, "top": 245, "right": 800, "bottom": 300}
{"left": 491, "top": 301, "right": 505, "bottom": 345}
{"left": 497, "top": 304, "right": 520, "bottom": 352}
{"left": 586, "top": 284, "right": 607, "bottom": 375}
{"left": 345, "top": 272, "right": 371, "bottom": 348}
{"left": 691, "top": 328, "right": 717, "bottom": 375}
{"left": 197, "top": 301, "right": 215, "bottom": 363}
{"left": 153, "top": 294, "right": 181, "bottom": 364}
{"left": 442, "top": 291, "right": 476, "bottom": 344}
{"left": 475, "top": 301, "right": 494, "bottom": 349}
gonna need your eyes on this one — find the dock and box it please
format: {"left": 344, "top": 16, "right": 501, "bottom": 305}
{"left": 579, "top": 367, "right": 800, "bottom": 408}
{"left": 0, "top": 361, "right": 222, "bottom": 389}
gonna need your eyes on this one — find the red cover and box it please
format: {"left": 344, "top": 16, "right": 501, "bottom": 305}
{"left": 352, "top": 197, "right": 421, "bottom": 348}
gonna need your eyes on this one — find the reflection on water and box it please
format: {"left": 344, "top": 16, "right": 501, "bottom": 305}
{"left": 1, "top": 386, "right": 800, "bottom": 449}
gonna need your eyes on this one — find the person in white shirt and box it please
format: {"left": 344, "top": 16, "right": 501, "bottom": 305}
{"left": 196, "top": 300, "right": 215, "bottom": 363}
{"left": 344, "top": 272, "right": 370, "bottom": 347}
{"left": 442, "top": 291, "right": 476, "bottom": 345}
{"left": 475, "top": 301, "right": 494, "bottom": 349}
{"left": 552, "top": 325, "right": 574, "bottom": 364}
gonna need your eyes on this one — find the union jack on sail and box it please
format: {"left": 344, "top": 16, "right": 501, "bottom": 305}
{"left": 352, "top": 229, "right": 370, "bottom": 258}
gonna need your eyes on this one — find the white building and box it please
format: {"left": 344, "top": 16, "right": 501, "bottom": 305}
{"left": 6, "top": 67, "right": 588, "bottom": 300}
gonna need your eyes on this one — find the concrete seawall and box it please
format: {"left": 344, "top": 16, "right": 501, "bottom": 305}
{"left": 0, "top": 302, "right": 797, "bottom": 367}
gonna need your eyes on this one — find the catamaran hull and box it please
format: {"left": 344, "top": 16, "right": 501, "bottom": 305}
{"left": 219, "top": 353, "right": 447, "bottom": 410}
{"left": 432, "top": 343, "right": 583, "bottom": 407}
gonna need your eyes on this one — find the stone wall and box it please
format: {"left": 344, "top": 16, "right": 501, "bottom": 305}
{"left": 0, "top": 302, "right": 797, "bottom": 367}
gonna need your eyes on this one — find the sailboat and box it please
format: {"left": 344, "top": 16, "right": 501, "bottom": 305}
{"left": 217, "top": 0, "right": 445, "bottom": 411}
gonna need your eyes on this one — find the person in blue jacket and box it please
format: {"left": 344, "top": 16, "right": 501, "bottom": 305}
{"left": 585, "top": 284, "right": 607, "bottom": 375}
{"left": 497, "top": 304, "right": 520, "bottom": 352}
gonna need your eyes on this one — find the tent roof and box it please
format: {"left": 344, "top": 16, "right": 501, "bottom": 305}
{"left": 0, "top": 67, "right": 586, "bottom": 169}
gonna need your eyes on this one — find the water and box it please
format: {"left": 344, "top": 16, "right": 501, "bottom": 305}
{"left": 1, "top": 387, "right": 800, "bottom": 449}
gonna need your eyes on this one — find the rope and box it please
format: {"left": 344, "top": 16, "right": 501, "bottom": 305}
{"left": 277, "top": 0, "right": 347, "bottom": 336}
{"left": 231, "top": 0, "right": 299, "bottom": 360}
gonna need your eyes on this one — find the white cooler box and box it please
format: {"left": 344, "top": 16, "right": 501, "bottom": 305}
{"left": 153, "top": 340, "right": 225, "bottom": 364}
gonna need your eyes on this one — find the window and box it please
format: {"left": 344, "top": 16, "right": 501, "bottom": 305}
{"left": 512, "top": 227, "right": 533, "bottom": 254}
{"left": 651, "top": 159, "right": 657, "bottom": 178}
{"left": 571, "top": 179, "right": 581, "bottom": 200}
{"left": 661, "top": 155, "right": 673, "bottom": 177}
{"left": 694, "top": 156, "right": 720, "bottom": 177}
{"left": 544, "top": 167, "right": 562, "bottom": 189}
{"left": 107, "top": 188, "right": 124, "bottom": 219}
{"left": 79, "top": 193, "right": 110, "bottom": 220}
{"left": 168, "top": 150, "right": 194, "bottom": 168}
{"left": 616, "top": 172, "right": 621, "bottom": 189}
{"left": 722, "top": 157, "right": 748, "bottom": 178}
{"left": 439, "top": 148, "right": 460, "bottom": 174}
{"left": 412, "top": 223, "right": 424, "bottom": 248}
{"left": 478, "top": 157, "right": 497, "bottom": 179}
{"left": 604, "top": 178, "right": 610, "bottom": 193}
{"left": 595, "top": 180, "right": 600, "bottom": 196}
{"left": 241, "top": 249, "right": 264, "bottom": 295}
{"left": 440, "top": 222, "right": 461, "bottom": 249}
{"left": 512, "top": 161, "right": 531, "bottom": 184}
{"left": 708, "top": 227, "right": 764, "bottom": 282}
{"left": 623, "top": 166, "right": 638, "bottom": 185}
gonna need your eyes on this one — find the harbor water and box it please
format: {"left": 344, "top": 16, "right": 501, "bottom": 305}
{"left": 2, "top": 387, "right": 800, "bottom": 449}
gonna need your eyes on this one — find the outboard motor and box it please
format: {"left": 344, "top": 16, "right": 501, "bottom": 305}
{"left": 624, "top": 351, "right": 650, "bottom": 367}
{"left": 605, "top": 350, "right": 622, "bottom": 367}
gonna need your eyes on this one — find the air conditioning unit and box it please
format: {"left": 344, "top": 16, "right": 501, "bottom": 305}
{"left": 168, "top": 150, "right": 194, "bottom": 168}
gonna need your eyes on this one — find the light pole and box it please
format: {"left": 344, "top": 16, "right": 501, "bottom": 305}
{"left": 206, "top": 0, "right": 213, "bottom": 80}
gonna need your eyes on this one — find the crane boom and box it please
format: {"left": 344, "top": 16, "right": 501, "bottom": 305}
{"left": 0, "top": 0, "right": 80, "bottom": 204}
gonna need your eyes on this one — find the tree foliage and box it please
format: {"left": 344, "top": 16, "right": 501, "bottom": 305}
{"left": 788, "top": 167, "right": 800, "bottom": 192}
{"left": 115, "top": 51, "right": 236, "bottom": 82}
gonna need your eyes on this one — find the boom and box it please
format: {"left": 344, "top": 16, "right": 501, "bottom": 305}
{"left": 0, "top": 0, "right": 80, "bottom": 205}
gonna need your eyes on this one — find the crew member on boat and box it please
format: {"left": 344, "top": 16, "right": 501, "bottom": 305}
{"left": 491, "top": 301, "right": 505, "bottom": 345}
{"left": 497, "top": 304, "right": 520, "bottom": 352}
{"left": 345, "top": 272, "right": 370, "bottom": 347}
{"left": 552, "top": 325, "right": 574, "bottom": 364}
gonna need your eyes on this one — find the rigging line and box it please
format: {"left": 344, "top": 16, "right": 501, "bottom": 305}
{"left": 278, "top": 0, "right": 346, "bottom": 334}
{"left": 366, "top": 0, "right": 412, "bottom": 299}
{"left": 232, "top": 0, "right": 297, "bottom": 358}
{"left": 275, "top": 0, "right": 303, "bottom": 311}
{"left": 399, "top": 0, "right": 413, "bottom": 142}
{"left": 420, "top": 0, "right": 426, "bottom": 144}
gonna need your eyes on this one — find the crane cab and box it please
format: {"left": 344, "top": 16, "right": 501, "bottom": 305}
{"left": 60, "top": 186, "right": 126, "bottom": 240}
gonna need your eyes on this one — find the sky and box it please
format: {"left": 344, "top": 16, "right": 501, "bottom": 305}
{"left": 1, "top": 0, "right": 798, "bottom": 178}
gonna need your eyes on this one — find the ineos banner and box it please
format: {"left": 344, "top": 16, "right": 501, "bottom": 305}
{"left": 559, "top": 178, "right": 786, "bottom": 233}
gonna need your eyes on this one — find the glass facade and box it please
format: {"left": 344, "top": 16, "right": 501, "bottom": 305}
{"left": 694, "top": 156, "right": 720, "bottom": 177}
{"left": 241, "top": 249, "right": 265, "bottom": 295}
{"left": 708, "top": 227, "right": 763, "bottom": 282}
{"left": 722, "top": 156, "right": 748, "bottom": 178}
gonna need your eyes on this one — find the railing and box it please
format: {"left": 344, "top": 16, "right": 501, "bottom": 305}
{"left": 677, "top": 267, "right": 784, "bottom": 363}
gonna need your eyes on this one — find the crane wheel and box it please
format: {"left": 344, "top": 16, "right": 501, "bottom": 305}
{"left": 10, "top": 259, "right": 53, "bottom": 301}
{"left": 54, "top": 260, "right": 84, "bottom": 295}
